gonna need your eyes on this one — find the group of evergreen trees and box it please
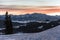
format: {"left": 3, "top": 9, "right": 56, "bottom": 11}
{"left": 19, "top": 20, "right": 60, "bottom": 33}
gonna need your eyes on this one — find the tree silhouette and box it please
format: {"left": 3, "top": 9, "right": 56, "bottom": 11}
{"left": 5, "top": 11, "right": 13, "bottom": 34}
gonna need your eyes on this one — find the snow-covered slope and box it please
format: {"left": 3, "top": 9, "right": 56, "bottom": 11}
{"left": 0, "top": 25, "right": 60, "bottom": 40}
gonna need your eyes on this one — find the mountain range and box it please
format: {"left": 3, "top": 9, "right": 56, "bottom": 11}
{"left": 11, "top": 13, "right": 59, "bottom": 21}
{"left": 0, "top": 13, "right": 59, "bottom": 21}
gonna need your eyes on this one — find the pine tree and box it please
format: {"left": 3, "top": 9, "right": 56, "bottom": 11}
{"left": 5, "top": 11, "right": 13, "bottom": 34}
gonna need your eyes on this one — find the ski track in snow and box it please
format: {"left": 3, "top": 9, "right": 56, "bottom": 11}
{"left": 0, "top": 25, "right": 60, "bottom": 40}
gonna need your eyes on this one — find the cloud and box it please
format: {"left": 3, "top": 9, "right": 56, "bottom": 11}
{"left": 0, "top": 0, "right": 59, "bottom": 6}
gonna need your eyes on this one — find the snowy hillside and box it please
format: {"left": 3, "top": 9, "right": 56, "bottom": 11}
{"left": 0, "top": 25, "right": 60, "bottom": 40}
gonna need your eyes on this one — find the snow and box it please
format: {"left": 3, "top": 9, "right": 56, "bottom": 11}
{"left": 0, "top": 25, "right": 60, "bottom": 40}
{"left": 0, "top": 28, "right": 5, "bottom": 30}
{"left": 13, "top": 26, "right": 19, "bottom": 28}
{"left": 12, "top": 20, "right": 51, "bottom": 23}
{"left": 12, "top": 20, "right": 33, "bottom": 23}
{"left": 38, "top": 26, "right": 43, "bottom": 29}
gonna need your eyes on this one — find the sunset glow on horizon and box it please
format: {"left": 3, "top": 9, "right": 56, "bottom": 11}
{"left": 0, "top": 6, "right": 60, "bottom": 15}
{"left": 0, "top": 0, "right": 60, "bottom": 15}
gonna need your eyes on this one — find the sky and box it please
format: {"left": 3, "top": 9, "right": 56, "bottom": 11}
{"left": 0, "top": 0, "right": 60, "bottom": 15}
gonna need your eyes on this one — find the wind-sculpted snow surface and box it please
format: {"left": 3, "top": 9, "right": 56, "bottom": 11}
{"left": 0, "top": 25, "right": 60, "bottom": 40}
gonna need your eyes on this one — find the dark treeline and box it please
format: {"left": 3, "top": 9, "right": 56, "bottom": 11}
{"left": 19, "top": 19, "right": 60, "bottom": 33}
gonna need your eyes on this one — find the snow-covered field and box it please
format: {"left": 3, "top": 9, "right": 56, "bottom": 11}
{"left": 12, "top": 20, "right": 51, "bottom": 23}
{"left": 0, "top": 25, "right": 60, "bottom": 40}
